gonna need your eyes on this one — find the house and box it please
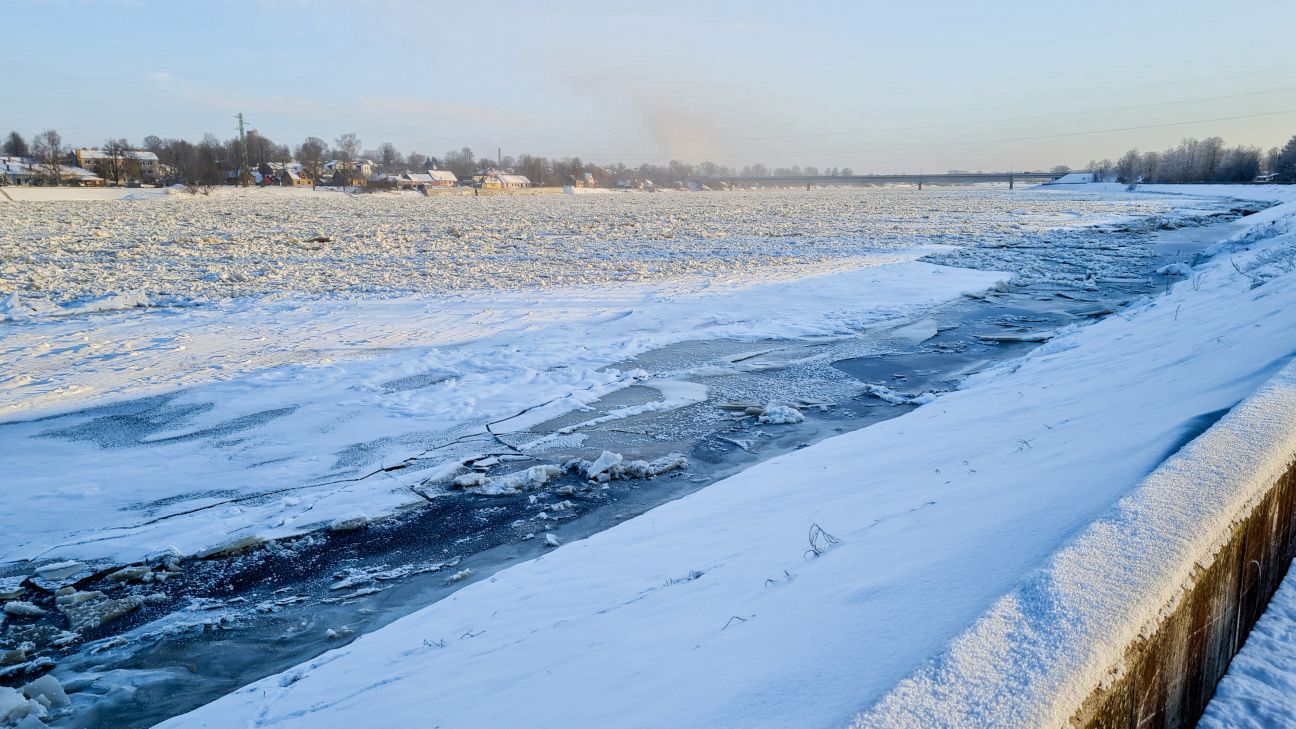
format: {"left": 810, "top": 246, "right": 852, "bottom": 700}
{"left": 570, "top": 171, "right": 596, "bottom": 188}
{"left": 400, "top": 170, "right": 457, "bottom": 188}
{"left": 280, "top": 169, "right": 313, "bottom": 187}
{"left": 2, "top": 157, "right": 104, "bottom": 186}
{"left": 71, "top": 148, "right": 162, "bottom": 183}
{"left": 1, "top": 157, "right": 37, "bottom": 185}
{"left": 330, "top": 168, "right": 368, "bottom": 187}
{"left": 324, "top": 159, "right": 373, "bottom": 178}
{"left": 367, "top": 173, "right": 402, "bottom": 191}
{"left": 479, "top": 172, "right": 532, "bottom": 190}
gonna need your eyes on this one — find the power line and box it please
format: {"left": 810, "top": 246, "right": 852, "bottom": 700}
{"left": 510, "top": 84, "right": 1296, "bottom": 155}
{"left": 527, "top": 108, "right": 1296, "bottom": 163}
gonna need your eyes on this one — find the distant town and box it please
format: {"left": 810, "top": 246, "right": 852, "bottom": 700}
{"left": 2, "top": 124, "right": 1294, "bottom": 192}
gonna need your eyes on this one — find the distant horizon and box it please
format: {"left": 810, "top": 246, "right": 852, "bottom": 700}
{"left": 5, "top": 0, "right": 1295, "bottom": 173}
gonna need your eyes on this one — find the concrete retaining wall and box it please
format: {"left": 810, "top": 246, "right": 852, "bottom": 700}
{"left": 1072, "top": 464, "right": 1296, "bottom": 728}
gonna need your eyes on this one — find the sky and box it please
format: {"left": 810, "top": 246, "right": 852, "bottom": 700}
{"left": 3, "top": 0, "right": 1295, "bottom": 172}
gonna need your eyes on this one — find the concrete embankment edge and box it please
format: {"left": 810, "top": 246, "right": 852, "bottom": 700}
{"left": 1069, "top": 457, "right": 1296, "bottom": 727}
{"left": 851, "top": 360, "right": 1296, "bottom": 728}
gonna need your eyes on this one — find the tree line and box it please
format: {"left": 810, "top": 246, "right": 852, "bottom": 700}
{"left": 2, "top": 127, "right": 863, "bottom": 187}
{"left": 7, "top": 126, "right": 1295, "bottom": 188}
{"left": 1086, "top": 133, "right": 1296, "bottom": 184}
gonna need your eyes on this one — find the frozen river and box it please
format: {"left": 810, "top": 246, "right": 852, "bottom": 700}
{"left": 0, "top": 186, "right": 1264, "bottom": 726}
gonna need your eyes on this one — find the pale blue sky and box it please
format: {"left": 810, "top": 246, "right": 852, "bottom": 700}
{"left": 4, "top": 0, "right": 1294, "bottom": 171}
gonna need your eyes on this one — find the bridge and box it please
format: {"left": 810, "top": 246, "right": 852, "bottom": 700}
{"left": 687, "top": 171, "right": 1064, "bottom": 190}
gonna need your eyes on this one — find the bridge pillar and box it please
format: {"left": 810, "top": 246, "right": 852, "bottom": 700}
{"left": 1009, "top": 175, "right": 1014, "bottom": 190}
{"left": 918, "top": 179, "right": 923, "bottom": 191}
{"left": 806, "top": 182, "right": 811, "bottom": 191}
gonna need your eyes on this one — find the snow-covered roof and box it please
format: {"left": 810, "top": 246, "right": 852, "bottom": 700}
{"left": 3, "top": 157, "right": 102, "bottom": 181}
{"left": 73, "top": 149, "right": 160, "bottom": 162}
{"left": 493, "top": 173, "right": 531, "bottom": 185}
{"left": 1044, "top": 173, "right": 1095, "bottom": 185}
{"left": 1, "top": 157, "right": 36, "bottom": 177}
{"left": 402, "top": 171, "right": 458, "bottom": 183}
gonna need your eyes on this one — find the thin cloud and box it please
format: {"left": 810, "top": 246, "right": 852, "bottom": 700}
{"left": 148, "top": 72, "right": 325, "bottom": 115}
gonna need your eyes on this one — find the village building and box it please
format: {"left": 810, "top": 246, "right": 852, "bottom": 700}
{"left": 478, "top": 172, "right": 532, "bottom": 190}
{"left": 280, "top": 169, "right": 313, "bottom": 187}
{"left": 70, "top": 148, "right": 162, "bottom": 182}
{"left": 400, "top": 170, "right": 457, "bottom": 188}
{"left": 1, "top": 157, "right": 104, "bottom": 186}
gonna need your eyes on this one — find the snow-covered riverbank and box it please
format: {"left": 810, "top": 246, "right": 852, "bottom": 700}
{"left": 137, "top": 187, "right": 1296, "bottom": 728}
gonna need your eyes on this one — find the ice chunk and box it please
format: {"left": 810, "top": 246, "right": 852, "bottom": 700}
{"left": 0, "top": 686, "right": 45, "bottom": 724}
{"left": 585, "top": 451, "right": 623, "bottom": 479}
{"left": 1156, "top": 262, "right": 1192, "bottom": 276}
{"left": 106, "top": 565, "right": 151, "bottom": 583}
{"left": 61, "top": 596, "right": 143, "bottom": 631}
{"left": 328, "top": 512, "right": 371, "bottom": 533}
{"left": 34, "top": 561, "right": 83, "bottom": 581}
{"left": 3, "top": 602, "right": 45, "bottom": 618}
{"left": 55, "top": 590, "right": 104, "bottom": 606}
{"left": 454, "top": 465, "right": 563, "bottom": 496}
{"left": 623, "top": 454, "right": 689, "bottom": 478}
{"left": 0, "top": 577, "right": 25, "bottom": 601}
{"left": 544, "top": 533, "right": 561, "bottom": 547}
{"left": 758, "top": 404, "right": 805, "bottom": 424}
{"left": 862, "top": 384, "right": 936, "bottom": 406}
{"left": 22, "top": 674, "right": 69, "bottom": 708}
{"left": 888, "top": 318, "right": 940, "bottom": 343}
{"left": 451, "top": 472, "right": 488, "bottom": 489}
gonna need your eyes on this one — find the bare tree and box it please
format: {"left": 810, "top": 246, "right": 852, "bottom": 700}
{"left": 517, "top": 154, "right": 547, "bottom": 185}
{"left": 296, "top": 137, "right": 328, "bottom": 181}
{"left": 443, "top": 147, "right": 476, "bottom": 178}
{"left": 245, "top": 130, "right": 278, "bottom": 166}
{"left": 1215, "top": 145, "right": 1261, "bottom": 182}
{"left": 195, "top": 133, "right": 227, "bottom": 191}
{"left": 1114, "top": 149, "right": 1141, "bottom": 183}
{"left": 334, "top": 132, "right": 360, "bottom": 170}
{"left": 1264, "top": 146, "right": 1280, "bottom": 175}
{"left": 31, "top": 129, "right": 63, "bottom": 185}
{"left": 157, "top": 138, "right": 197, "bottom": 184}
{"left": 102, "top": 138, "right": 131, "bottom": 185}
{"left": 377, "top": 142, "right": 403, "bottom": 171}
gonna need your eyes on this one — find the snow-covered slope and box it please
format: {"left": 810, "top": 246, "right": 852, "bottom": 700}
{"left": 159, "top": 195, "right": 1296, "bottom": 728}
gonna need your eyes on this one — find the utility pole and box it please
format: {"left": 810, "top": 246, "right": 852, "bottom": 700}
{"left": 497, "top": 147, "right": 502, "bottom": 168}
{"left": 235, "top": 112, "right": 252, "bottom": 186}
